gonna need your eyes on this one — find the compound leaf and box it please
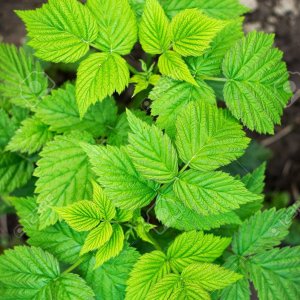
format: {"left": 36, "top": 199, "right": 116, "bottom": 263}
{"left": 76, "top": 52, "right": 129, "bottom": 117}
{"left": 87, "top": 0, "right": 137, "bottom": 55}
{"left": 139, "top": 0, "right": 171, "bottom": 54}
{"left": 16, "top": 0, "right": 98, "bottom": 63}
{"left": 175, "top": 101, "right": 249, "bottom": 171}
{"left": 127, "top": 110, "right": 178, "bottom": 183}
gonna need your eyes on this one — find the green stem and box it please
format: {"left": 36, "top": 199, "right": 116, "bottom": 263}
{"left": 127, "top": 63, "right": 139, "bottom": 75}
{"left": 62, "top": 256, "right": 85, "bottom": 274}
{"left": 201, "top": 76, "right": 227, "bottom": 82}
{"left": 90, "top": 43, "right": 102, "bottom": 51}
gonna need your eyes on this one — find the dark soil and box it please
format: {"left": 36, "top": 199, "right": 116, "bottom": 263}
{"left": 0, "top": 0, "right": 299, "bottom": 198}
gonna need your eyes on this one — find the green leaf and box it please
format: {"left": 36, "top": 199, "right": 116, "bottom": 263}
{"left": 161, "top": 0, "right": 249, "bottom": 20}
{"left": 13, "top": 196, "right": 87, "bottom": 265}
{"left": 127, "top": 110, "right": 178, "bottom": 183}
{"left": 76, "top": 52, "right": 129, "bottom": 117}
{"left": 0, "top": 152, "right": 33, "bottom": 194}
{"left": 81, "top": 221, "right": 113, "bottom": 255}
{"left": 35, "top": 83, "right": 118, "bottom": 137}
{"left": 156, "top": 188, "right": 242, "bottom": 231}
{"left": 175, "top": 101, "right": 249, "bottom": 171}
{"left": 34, "top": 133, "right": 94, "bottom": 228}
{"left": 181, "top": 262, "right": 242, "bottom": 291}
{"left": 55, "top": 200, "right": 103, "bottom": 232}
{"left": 248, "top": 246, "right": 300, "bottom": 300}
{"left": 16, "top": 0, "right": 98, "bottom": 63}
{"left": 95, "top": 223, "right": 124, "bottom": 268}
{"left": 150, "top": 77, "right": 216, "bottom": 137}
{"left": 170, "top": 9, "right": 224, "bottom": 57}
{"left": 0, "top": 44, "right": 48, "bottom": 108}
{"left": 81, "top": 245, "right": 140, "bottom": 300}
{"left": 6, "top": 116, "right": 53, "bottom": 154}
{"left": 166, "top": 230, "right": 231, "bottom": 272}
{"left": 232, "top": 205, "right": 299, "bottom": 256}
{"left": 87, "top": 0, "right": 137, "bottom": 55}
{"left": 83, "top": 144, "right": 159, "bottom": 210}
{"left": 158, "top": 50, "right": 197, "bottom": 85}
{"left": 0, "top": 109, "right": 16, "bottom": 149}
{"left": 139, "top": 0, "right": 171, "bottom": 54}
{"left": 174, "top": 170, "right": 261, "bottom": 216}
{"left": 186, "top": 18, "right": 244, "bottom": 76}
{"left": 92, "top": 182, "right": 116, "bottom": 221}
{"left": 223, "top": 32, "right": 292, "bottom": 134}
{"left": 126, "top": 251, "right": 171, "bottom": 300}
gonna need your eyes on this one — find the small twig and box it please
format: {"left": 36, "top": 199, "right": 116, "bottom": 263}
{"left": 261, "top": 125, "right": 294, "bottom": 147}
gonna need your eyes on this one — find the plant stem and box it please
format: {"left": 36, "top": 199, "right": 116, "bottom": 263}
{"left": 201, "top": 76, "right": 227, "bottom": 82}
{"left": 127, "top": 63, "right": 139, "bottom": 75}
{"left": 62, "top": 256, "right": 85, "bottom": 274}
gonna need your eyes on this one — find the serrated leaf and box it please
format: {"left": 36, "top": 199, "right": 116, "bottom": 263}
{"left": 166, "top": 230, "right": 231, "bottom": 273}
{"left": 0, "top": 109, "right": 16, "bottom": 149}
{"left": 186, "top": 18, "right": 244, "bottom": 76}
{"left": 95, "top": 223, "right": 124, "bottom": 268}
{"left": 162, "top": 0, "right": 249, "bottom": 20}
{"left": 139, "top": 0, "right": 171, "bottom": 54}
{"left": 126, "top": 250, "right": 171, "bottom": 300}
{"left": 127, "top": 109, "right": 178, "bottom": 183}
{"left": 175, "top": 101, "right": 249, "bottom": 171}
{"left": 248, "top": 246, "right": 300, "bottom": 300}
{"left": 34, "top": 133, "right": 94, "bottom": 228}
{"left": 76, "top": 52, "right": 129, "bottom": 117}
{"left": 0, "top": 152, "right": 33, "bottom": 194}
{"left": 174, "top": 170, "right": 261, "bottom": 216}
{"left": 16, "top": 0, "right": 98, "bottom": 63}
{"left": 170, "top": 9, "right": 224, "bottom": 57}
{"left": 232, "top": 205, "right": 299, "bottom": 256}
{"left": 87, "top": 0, "right": 137, "bottom": 55}
{"left": 181, "top": 262, "right": 242, "bottom": 291}
{"left": 158, "top": 50, "right": 197, "bottom": 85}
{"left": 35, "top": 83, "right": 118, "bottom": 136}
{"left": 0, "top": 44, "right": 48, "bottom": 108}
{"left": 81, "top": 245, "right": 140, "bottom": 300}
{"left": 83, "top": 144, "right": 159, "bottom": 210}
{"left": 13, "top": 196, "right": 87, "bottom": 265}
{"left": 81, "top": 221, "right": 113, "bottom": 255}
{"left": 55, "top": 200, "right": 103, "bottom": 232}
{"left": 92, "top": 182, "right": 116, "bottom": 221}
{"left": 150, "top": 77, "right": 216, "bottom": 137}
{"left": 223, "top": 32, "right": 292, "bottom": 134}
{"left": 6, "top": 116, "right": 53, "bottom": 154}
{"left": 155, "top": 188, "right": 241, "bottom": 231}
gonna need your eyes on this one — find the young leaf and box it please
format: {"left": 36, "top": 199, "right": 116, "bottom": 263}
{"left": 95, "top": 223, "right": 124, "bottom": 268}
{"left": 127, "top": 110, "right": 178, "bottom": 183}
{"left": 83, "top": 144, "right": 159, "bottom": 210}
{"left": 181, "top": 262, "right": 242, "bottom": 291}
{"left": 139, "top": 0, "right": 171, "bottom": 54}
{"left": 223, "top": 32, "right": 292, "bottom": 133}
{"left": 35, "top": 83, "right": 118, "bottom": 136}
{"left": 80, "top": 221, "right": 113, "bottom": 255}
{"left": 232, "top": 205, "right": 299, "bottom": 256}
{"left": 166, "top": 231, "right": 231, "bottom": 272}
{"left": 55, "top": 201, "right": 103, "bottom": 232}
{"left": 6, "top": 116, "right": 53, "bottom": 154}
{"left": 248, "top": 246, "right": 300, "bottom": 300}
{"left": 158, "top": 50, "right": 197, "bottom": 85}
{"left": 150, "top": 77, "right": 216, "bottom": 137}
{"left": 175, "top": 101, "right": 249, "bottom": 172}
{"left": 0, "top": 152, "right": 33, "bottom": 194}
{"left": 82, "top": 245, "right": 140, "bottom": 300}
{"left": 76, "top": 52, "right": 129, "bottom": 117}
{"left": 87, "top": 0, "right": 137, "bottom": 55}
{"left": 0, "top": 44, "right": 48, "bottom": 108}
{"left": 34, "top": 133, "right": 94, "bottom": 228}
{"left": 16, "top": 0, "right": 98, "bottom": 63}
{"left": 174, "top": 170, "right": 261, "bottom": 216}
{"left": 156, "top": 188, "right": 241, "bottom": 231}
{"left": 126, "top": 251, "right": 171, "bottom": 300}
{"left": 170, "top": 9, "right": 224, "bottom": 57}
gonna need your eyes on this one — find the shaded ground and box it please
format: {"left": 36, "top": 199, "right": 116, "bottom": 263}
{"left": 0, "top": 0, "right": 299, "bottom": 198}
